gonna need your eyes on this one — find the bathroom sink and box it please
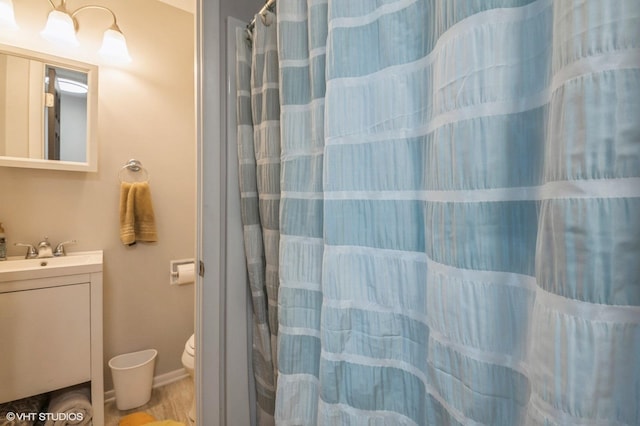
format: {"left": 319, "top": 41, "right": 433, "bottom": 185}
{"left": 0, "top": 250, "right": 102, "bottom": 282}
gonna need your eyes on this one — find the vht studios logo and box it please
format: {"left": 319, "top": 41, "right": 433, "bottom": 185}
{"left": 4, "top": 411, "right": 85, "bottom": 422}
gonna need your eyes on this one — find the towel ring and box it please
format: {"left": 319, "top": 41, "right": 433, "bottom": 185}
{"left": 118, "top": 159, "right": 150, "bottom": 183}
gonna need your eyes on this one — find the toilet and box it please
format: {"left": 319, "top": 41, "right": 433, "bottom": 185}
{"left": 181, "top": 334, "right": 196, "bottom": 422}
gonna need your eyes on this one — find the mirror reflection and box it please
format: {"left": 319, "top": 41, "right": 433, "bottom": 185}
{"left": 44, "top": 65, "right": 88, "bottom": 162}
{"left": 0, "top": 44, "right": 97, "bottom": 172}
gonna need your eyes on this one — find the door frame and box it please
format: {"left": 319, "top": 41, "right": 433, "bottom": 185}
{"left": 196, "top": 0, "right": 226, "bottom": 424}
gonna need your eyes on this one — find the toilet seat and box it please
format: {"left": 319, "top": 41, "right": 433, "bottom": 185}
{"left": 181, "top": 333, "right": 196, "bottom": 422}
{"left": 185, "top": 334, "right": 195, "bottom": 357}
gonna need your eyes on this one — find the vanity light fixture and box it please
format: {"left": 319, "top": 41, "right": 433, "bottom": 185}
{"left": 41, "top": 0, "right": 132, "bottom": 63}
{"left": 0, "top": 0, "right": 19, "bottom": 30}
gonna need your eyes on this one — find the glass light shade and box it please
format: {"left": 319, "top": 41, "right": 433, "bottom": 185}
{"left": 99, "top": 28, "right": 132, "bottom": 63}
{"left": 0, "top": 0, "right": 18, "bottom": 30}
{"left": 40, "top": 10, "right": 79, "bottom": 46}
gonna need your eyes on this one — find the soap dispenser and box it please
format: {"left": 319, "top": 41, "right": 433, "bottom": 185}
{"left": 0, "top": 223, "right": 6, "bottom": 260}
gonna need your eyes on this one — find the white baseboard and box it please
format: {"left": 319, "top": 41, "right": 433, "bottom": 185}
{"left": 104, "top": 367, "right": 190, "bottom": 403}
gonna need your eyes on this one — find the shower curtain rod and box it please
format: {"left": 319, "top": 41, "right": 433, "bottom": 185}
{"left": 247, "top": 0, "right": 276, "bottom": 32}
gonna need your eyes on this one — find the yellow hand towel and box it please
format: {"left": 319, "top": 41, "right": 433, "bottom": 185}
{"left": 119, "top": 181, "right": 158, "bottom": 245}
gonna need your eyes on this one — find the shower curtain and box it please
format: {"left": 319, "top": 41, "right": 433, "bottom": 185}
{"left": 236, "top": 13, "right": 280, "bottom": 425}
{"left": 239, "top": 0, "right": 640, "bottom": 425}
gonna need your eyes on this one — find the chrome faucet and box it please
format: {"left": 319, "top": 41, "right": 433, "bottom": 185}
{"left": 37, "top": 237, "right": 53, "bottom": 258}
{"left": 15, "top": 237, "right": 76, "bottom": 259}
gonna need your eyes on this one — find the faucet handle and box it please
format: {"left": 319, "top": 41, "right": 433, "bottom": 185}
{"left": 54, "top": 240, "right": 77, "bottom": 256}
{"left": 15, "top": 243, "right": 38, "bottom": 259}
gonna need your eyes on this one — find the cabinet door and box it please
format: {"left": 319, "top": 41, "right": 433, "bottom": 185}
{"left": 0, "top": 283, "right": 91, "bottom": 403}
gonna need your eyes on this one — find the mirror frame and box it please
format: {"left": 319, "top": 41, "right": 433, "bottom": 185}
{"left": 0, "top": 43, "right": 98, "bottom": 172}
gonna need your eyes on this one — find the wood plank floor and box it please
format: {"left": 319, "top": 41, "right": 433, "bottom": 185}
{"left": 104, "top": 377, "right": 194, "bottom": 426}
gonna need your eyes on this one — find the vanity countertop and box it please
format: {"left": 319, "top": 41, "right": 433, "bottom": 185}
{"left": 0, "top": 250, "right": 103, "bottom": 283}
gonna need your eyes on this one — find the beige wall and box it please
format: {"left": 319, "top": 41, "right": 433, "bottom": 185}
{"left": 0, "top": 0, "right": 196, "bottom": 390}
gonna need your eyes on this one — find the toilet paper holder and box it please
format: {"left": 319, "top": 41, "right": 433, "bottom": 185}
{"left": 170, "top": 258, "right": 195, "bottom": 285}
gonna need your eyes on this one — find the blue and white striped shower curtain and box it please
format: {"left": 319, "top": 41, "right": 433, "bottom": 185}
{"left": 240, "top": 0, "right": 640, "bottom": 424}
{"left": 236, "top": 13, "right": 280, "bottom": 425}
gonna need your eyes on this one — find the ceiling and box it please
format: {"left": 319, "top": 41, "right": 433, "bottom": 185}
{"left": 156, "top": 0, "right": 195, "bottom": 14}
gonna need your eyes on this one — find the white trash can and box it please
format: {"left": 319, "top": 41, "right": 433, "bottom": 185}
{"left": 109, "top": 349, "right": 157, "bottom": 410}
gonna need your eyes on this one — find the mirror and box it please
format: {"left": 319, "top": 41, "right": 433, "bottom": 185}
{"left": 0, "top": 43, "right": 98, "bottom": 172}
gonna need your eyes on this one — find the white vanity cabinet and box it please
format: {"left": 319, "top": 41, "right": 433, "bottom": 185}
{"left": 0, "top": 251, "right": 103, "bottom": 426}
